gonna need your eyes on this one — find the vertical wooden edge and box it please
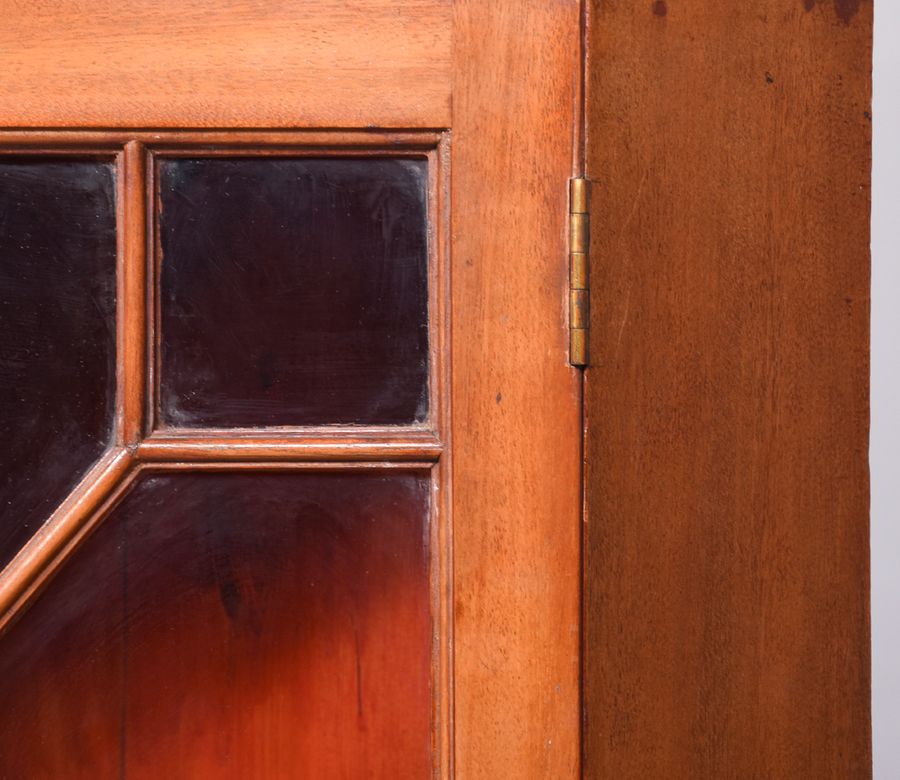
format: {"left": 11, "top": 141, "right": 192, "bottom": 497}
{"left": 452, "top": 2, "right": 583, "bottom": 776}
{"left": 0, "top": 448, "right": 136, "bottom": 634}
{"left": 430, "top": 457, "right": 448, "bottom": 780}
{"left": 575, "top": 5, "right": 589, "bottom": 765}
{"left": 118, "top": 141, "right": 147, "bottom": 445}
{"left": 114, "top": 149, "right": 126, "bottom": 442}
{"left": 426, "top": 144, "right": 445, "bottom": 446}
{"left": 434, "top": 132, "right": 453, "bottom": 780}
{"left": 147, "top": 148, "right": 161, "bottom": 434}
{"left": 576, "top": 0, "right": 588, "bottom": 177}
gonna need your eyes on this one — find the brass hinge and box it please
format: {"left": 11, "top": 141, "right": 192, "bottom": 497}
{"left": 569, "top": 177, "right": 590, "bottom": 367}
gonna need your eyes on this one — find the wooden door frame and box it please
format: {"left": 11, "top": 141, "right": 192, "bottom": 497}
{"left": 0, "top": 3, "right": 585, "bottom": 777}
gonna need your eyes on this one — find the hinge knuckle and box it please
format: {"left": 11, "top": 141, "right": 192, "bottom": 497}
{"left": 570, "top": 252, "right": 589, "bottom": 291}
{"left": 568, "top": 177, "right": 591, "bottom": 367}
{"left": 569, "top": 213, "right": 590, "bottom": 254}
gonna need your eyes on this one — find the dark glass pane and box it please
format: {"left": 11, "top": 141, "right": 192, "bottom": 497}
{"left": 0, "top": 159, "right": 117, "bottom": 569}
{"left": 0, "top": 471, "right": 432, "bottom": 778}
{"left": 158, "top": 157, "right": 429, "bottom": 428}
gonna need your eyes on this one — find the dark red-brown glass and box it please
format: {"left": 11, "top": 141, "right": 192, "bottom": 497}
{"left": 0, "top": 158, "right": 117, "bottom": 569}
{"left": 0, "top": 471, "right": 432, "bottom": 778}
{"left": 157, "top": 157, "right": 429, "bottom": 428}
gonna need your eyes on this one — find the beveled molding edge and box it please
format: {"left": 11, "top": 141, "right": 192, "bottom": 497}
{"left": 0, "top": 128, "right": 445, "bottom": 153}
{"left": 0, "top": 433, "right": 444, "bottom": 636}
{"left": 0, "top": 448, "right": 135, "bottom": 635}
{"left": 139, "top": 429, "right": 444, "bottom": 462}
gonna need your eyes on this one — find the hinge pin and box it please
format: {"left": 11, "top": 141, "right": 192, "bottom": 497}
{"left": 569, "top": 178, "right": 591, "bottom": 367}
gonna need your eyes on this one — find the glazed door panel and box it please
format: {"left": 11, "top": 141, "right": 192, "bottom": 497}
{"left": 0, "top": 3, "right": 583, "bottom": 778}
{"left": 0, "top": 137, "right": 444, "bottom": 778}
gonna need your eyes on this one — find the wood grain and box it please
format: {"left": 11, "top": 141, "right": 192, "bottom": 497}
{"left": 0, "top": 0, "right": 451, "bottom": 129}
{"left": 0, "top": 2, "right": 585, "bottom": 775}
{"left": 0, "top": 130, "right": 444, "bottom": 150}
{"left": 583, "top": 1, "right": 872, "bottom": 777}
{"left": 451, "top": 2, "right": 583, "bottom": 776}
{"left": 138, "top": 431, "right": 442, "bottom": 463}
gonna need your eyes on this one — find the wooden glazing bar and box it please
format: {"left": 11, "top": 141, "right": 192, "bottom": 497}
{"left": 138, "top": 432, "right": 444, "bottom": 463}
{"left": 116, "top": 141, "right": 148, "bottom": 445}
{"left": 0, "top": 130, "right": 443, "bottom": 150}
{"left": 0, "top": 448, "right": 136, "bottom": 634}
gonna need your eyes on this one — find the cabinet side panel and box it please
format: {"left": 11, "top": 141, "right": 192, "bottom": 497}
{"left": 584, "top": 2, "right": 872, "bottom": 777}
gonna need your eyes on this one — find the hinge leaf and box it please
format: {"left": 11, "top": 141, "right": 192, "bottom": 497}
{"left": 568, "top": 177, "right": 591, "bottom": 367}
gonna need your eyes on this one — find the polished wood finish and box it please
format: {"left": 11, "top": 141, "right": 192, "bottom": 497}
{"left": 0, "top": 130, "right": 444, "bottom": 151}
{"left": 583, "top": 1, "right": 872, "bottom": 777}
{"left": 451, "top": 2, "right": 583, "bottom": 777}
{"left": 117, "top": 142, "right": 147, "bottom": 446}
{"left": 0, "top": 1, "right": 451, "bottom": 129}
{"left": 138, "top": 431, "right": 442, "bottom": 463}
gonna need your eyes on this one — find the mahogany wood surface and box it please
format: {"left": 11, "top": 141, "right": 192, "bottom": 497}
{"left": 137, "top": 431, "right": 443, "bottom": 463}
{"left": 583, "top": 1, "right": 872, "bottom": 777}
{"left": 0, "top": 130, "right": 444, "bottom": 151}
{"left": 451, "top": 2, "right": 583, "bottom": 777}
{"left": 118, "top": 141, "right": 147, "bottom": 446}
{"left": 0, "top": 1, "right": 451, "bottom": 129}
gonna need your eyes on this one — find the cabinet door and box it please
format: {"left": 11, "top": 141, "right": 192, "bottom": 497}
{"left": 0, "top": 3, "right": 582, "bottom": 777}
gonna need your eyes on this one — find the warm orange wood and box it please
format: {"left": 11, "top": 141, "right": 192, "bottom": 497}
{"left": 138, "top": 432, "right": 442, "bottom": 463}
{"left": 433, "top": 132, "right": 453, "bottom": 779}
{"left": 451, "top": 2, "right": 583, "bottom": 776}
{"left": 0, "top": 129, "right": 444, "bottom": 150}
{"left": 0, "top": 4, "right": 580, "bottom": 776}
{"left": 0, "top": 1, "right": 451, "bottom": 129}
{"left": 583, "top": 1, "right": 872, "bottom": 777}
{"left": 139, "top": 461, "right": 438, "bottom": 474}
{"left": 116, "top": 142, "right": 147, "bottom": 445}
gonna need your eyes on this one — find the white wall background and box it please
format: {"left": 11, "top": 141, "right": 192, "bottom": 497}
{"left": 872, "top": 2, "right": 899, "bottom": 777}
